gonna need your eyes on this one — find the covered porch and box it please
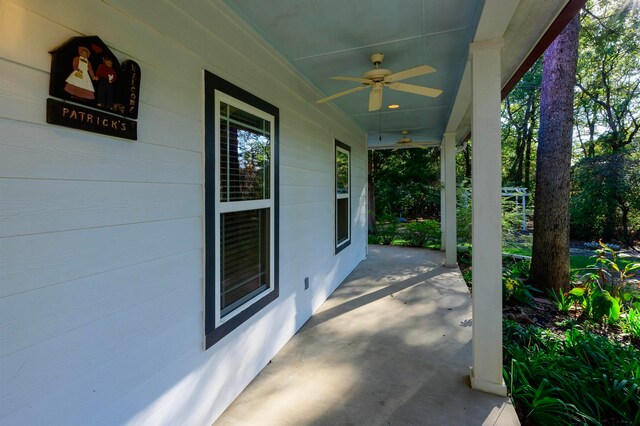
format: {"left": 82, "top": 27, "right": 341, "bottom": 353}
{"left": 216, "top": 245, "right": 518, "bottom": 425}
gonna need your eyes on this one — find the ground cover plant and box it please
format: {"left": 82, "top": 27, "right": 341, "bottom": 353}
{"left": 368, "top": 216, "right": 441, "bottom": 249}
{"left": 502, "top": 244, "right": 640, "bottom": 425}
{"left": 504, "top": 320, "right": 640, "bottom": 425}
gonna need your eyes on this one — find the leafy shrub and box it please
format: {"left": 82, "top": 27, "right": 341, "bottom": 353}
{"left": 570, "top": 153, "right": 640, "bottom": 242}
{"left": 396, "top": 220, "right": 440, "bottom": 248}
{"left": 621, "top": 307, "right": 640, "bottom": 339}
{"left": 371, "top": 149, "right": 441, "bottom": 220}
{"left": 504, "top": 277, "right": 538, "bottom": 307}
{"left": 568, "top": 242, "right": 640, "bottom": 323}
{"left": 551, "top": 289, "right": 573, "bottom": 314}
{"left": 504, "top": 320, "right": 640, "bottom": 425}
{"left": 503, "top": 258, "right": 538, "bottom": 306}
{"left": 586, "top": 242, "right": 640, "bottom": 299}
{"left": 567, "top": 286, "right": 622, "bottom": 322}
{"left": 370, "top": 211, "right": 399, "bottom": 245}
{"left": 457, "top": 185, "right": 531, "bottom": 248}
{"left": 370, "top": 216, "right": 442, "bottom": 249}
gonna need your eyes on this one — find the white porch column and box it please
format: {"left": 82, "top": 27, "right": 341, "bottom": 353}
{"left": 440, "top": 148, "right": 446, "bottom": 251}
{"left": 469, "top": 38, "right": 507, "bottom": 396}
{"left": 443, "top": 132, "right": 457, "bottom": 267}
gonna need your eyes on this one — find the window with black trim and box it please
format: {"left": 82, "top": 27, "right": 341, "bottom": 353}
{"left": 335, "top": 140, "right": 350, "bottom": 254}
{"left": 204, "top": 71, "right": 279, "bottom": 348}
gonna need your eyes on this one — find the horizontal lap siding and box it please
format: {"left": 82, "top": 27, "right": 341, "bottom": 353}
{"left": 0, "top": 0, "right": 367, "bottom": 425}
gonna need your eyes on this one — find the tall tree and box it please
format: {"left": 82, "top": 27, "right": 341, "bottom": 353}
{"left": 570, "top": 1, "right": 640, "bottom": 242}
{"left": 575, "top": 2, "right": 640, "bottom": 154}
{"left": 501, "top": 60, "right": 541, "bottom": 189}
{"left": 530, "top": 14, "right": 581, "bottom": 293}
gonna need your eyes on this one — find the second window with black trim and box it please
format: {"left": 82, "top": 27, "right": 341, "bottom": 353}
{"left": 335, "top": 140, "right": 351, "bottom": 254}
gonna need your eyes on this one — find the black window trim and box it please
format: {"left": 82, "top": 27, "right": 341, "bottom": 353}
{"left": 335, "top": 139, "right": 351, "bottom": 254}
{"left": 204, "top": 70, "right": 279, "bottom": 349}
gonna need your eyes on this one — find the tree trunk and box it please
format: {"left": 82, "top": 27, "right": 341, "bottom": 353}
{"left": 524, "top": 105, "right": 535, "bottom": 190}
{"left": 463, "top": 143, "right": 471, "bottom": 179}
{"left": 530, "top": 15, "right": 580, "bottom": 294}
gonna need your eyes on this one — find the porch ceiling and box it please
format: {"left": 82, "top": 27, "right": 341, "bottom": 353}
{"left": 224, "top": 0, "right": 572, "bottom": 148}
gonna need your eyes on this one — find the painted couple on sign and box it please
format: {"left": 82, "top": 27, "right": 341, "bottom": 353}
{"left": 64, "top": 45, "right": 117, "bottom": 109}
{"left": 49, "top": 35, "right": 140, "bottom": 119}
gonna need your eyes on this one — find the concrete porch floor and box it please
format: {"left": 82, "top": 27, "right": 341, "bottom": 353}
{"left": 216, "top": 245, "right": 519, "bottom": 426}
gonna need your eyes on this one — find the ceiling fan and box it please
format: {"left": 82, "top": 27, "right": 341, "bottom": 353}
{"left": 372, "top": 130, "right": 440, "bottom": 151}
{"left": 317, "top": 53, "right": 443, "bottom": 112}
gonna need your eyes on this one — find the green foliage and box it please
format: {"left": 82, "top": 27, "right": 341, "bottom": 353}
{"left": 456, "top": 186, "right": 472, "bottom": 244}
{"left": 586, "top": 242, "right": 640, "bottom": 299}
{"left": 504, "top": 277, "right": 539, "bottom": 307}
{"left": 621, "top": 307, "right": 640, "bottom": 339}
{"left": 456, "top": 183, "right": 530, "bottom": 247}
{"left": 551, "top": 289, "right": 573, "bottom": 314}
{"left": 567, "top": 286, "right": 622, "bottom": 322}
{"left": 576, "top": 1, "right": 640, "bottom": 155}
{"left": 371, "top": 149, "right": 441, "bottom": 220}
{"left": 397, "top": 220, "right": 440, "bottom": 247}
{"left": 370, "top": 211, "right": 399, "bottom": 245}
{"left": 369, "top": 218, "right": 441, "bottom": 249}
{"left": 504, "top": 320, "right": 640, "bottom": 425}
{"left": 568, "top": 242, "right": 640, "bottom": 322}
{"left": 571, "top": 1, "right": 640, "bottom": 242}
{"left": 503, "top": 258, "right": 539, "bottom": 307}
{"left": 570, "top": 153, "right": 640, "bottom": 242}
{"left": 501, "top": 59, "right": 541, "bottom": 189}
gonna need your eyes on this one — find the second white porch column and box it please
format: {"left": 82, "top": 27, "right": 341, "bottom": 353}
{"left": 469, "top": 38, "right": 507, "bottom": 396}
{"left": 444, "top": 132, "right": 457, "bottom": 267}
{"left": 440, "top": 148, "right": 446, "bottom": 251}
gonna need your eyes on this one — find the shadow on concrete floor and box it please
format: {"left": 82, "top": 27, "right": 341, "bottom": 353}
{"left": 216, "top": 245, "right": 519, "bottom": 426}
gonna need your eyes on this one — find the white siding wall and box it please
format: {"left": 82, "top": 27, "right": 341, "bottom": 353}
{"left": 0, "top": 0, "right": 367, "bottom": 424}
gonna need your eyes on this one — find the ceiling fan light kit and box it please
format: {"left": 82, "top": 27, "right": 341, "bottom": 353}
{"left": 317, "top": 53, "right": 443, "bottom": 112}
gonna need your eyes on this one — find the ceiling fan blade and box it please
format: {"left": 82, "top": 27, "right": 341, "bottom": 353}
{"left": 385, "top": 65, "right": 436, "bottom": 82}
{"left": 368, "top": 84, "right": 382, "bottom": 112}
{"left": 387, "top": 82, "right": 443, "bottom": 97}
{"left": 410, "top": 140, "right": 440, "bottom": 146}
{"left": 317, "top": 84, "right": 368, "bottom": 103}
{"left": 369, "top": 143, "right": 399, "bottom": 150}
{"left": 331, "top": 76, "right": 371, "bottom": 84}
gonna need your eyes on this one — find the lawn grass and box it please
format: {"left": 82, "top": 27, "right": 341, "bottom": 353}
{"left": 502, "top": 245, "right": 639, "bottom": 270}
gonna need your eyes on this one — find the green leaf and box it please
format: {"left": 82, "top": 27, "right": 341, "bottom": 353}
{"left": 569, "top": 287, "right": 586, "bottom": 297}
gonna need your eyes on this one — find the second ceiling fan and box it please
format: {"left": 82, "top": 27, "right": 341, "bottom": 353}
{"left": 373, "top": 130, "right": 440, "bottom": 150}
{"left": 317, "top": 53, "right": 443, "bottom": 112}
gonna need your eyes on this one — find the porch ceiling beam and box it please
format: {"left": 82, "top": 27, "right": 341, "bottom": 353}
{"left": 475, "top": 0, "right": 522, "bottom": 41}
{"left": 445, "top": 0, "right": 521, "bottom": 140}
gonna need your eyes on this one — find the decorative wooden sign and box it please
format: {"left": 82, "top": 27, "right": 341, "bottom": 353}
{"left": 47, "top": 36, "right": 141, "bottom": 140}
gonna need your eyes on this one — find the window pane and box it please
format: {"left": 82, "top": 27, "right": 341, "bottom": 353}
{"left": 220, "top": 208, "right": 270, "bottom": 315}
{"left": 220, "top": 102, "right": 271, "bottom": 202}
{"left": 337, "top": 198, "right": 349, "bottom": 244}
{"left": 336, "top": 150, "right": 349, "bottom": 194}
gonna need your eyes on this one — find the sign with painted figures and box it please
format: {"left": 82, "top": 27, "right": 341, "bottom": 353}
{"left": 47, "top": 35, "right": 141, "bottom": 140}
